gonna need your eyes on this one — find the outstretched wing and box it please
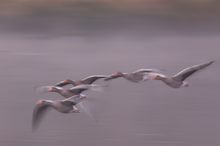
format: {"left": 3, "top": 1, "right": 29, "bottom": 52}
{"left": 55, "top": 79, "right": 76, "bottom": 87}
{"left": 173, "top": 61, "right": 214, "bottom": 81}
{"left": 69, "top": 85, "right": 90, "bottom": 94}
{"left": 32, "top": 102, "right": 51, "bottom": 131}
{"left": 81, "top": 75, "right": 107, "bottom": 84}
{"left": 69, "top": 84, "right": 105, "bottom": 94}
{"left": 132, "top": 68, "right": 160, "bottom": 74}
{"left": 104, "top": 73, "right": 123, "bottom": 81}
{"left": 77, "top": 101, "right": 96, "bottom": 121}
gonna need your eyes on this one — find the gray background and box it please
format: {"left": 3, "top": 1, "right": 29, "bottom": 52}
{"left": 0, "top": 1, "right": 219, "bottom": 146}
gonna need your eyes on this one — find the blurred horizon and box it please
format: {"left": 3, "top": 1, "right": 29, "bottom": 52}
{"left": 1, "top": 0, "right": 220, "bottom": 16}
{"left": 0, "top": 0, "right": 220, "bottom": 35}
{"left": 0, "top": 1, "right": 220, "bottom": 146}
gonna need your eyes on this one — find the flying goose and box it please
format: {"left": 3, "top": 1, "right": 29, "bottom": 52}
{"left": 104, "top": 69, "right": 159, "bottom": 83}
{"left": 147, "top": 61, "right": 214, "bottom": 88}
{"left": 55, "top": 75, "right": 108, "bottom": 87}
{"left": 32, "top": 94, "right": 86, "bottom": 131}
{"left": 37, "top": 84, "right": 105, "bottom": 98}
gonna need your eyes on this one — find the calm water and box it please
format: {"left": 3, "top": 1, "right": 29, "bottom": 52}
{"left": 0, "top": 23, "right": 219, "bottom": 146}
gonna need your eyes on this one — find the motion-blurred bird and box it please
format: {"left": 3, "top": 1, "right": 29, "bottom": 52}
{"left": 147, "top": 61, "right": 214, "bottom": 88}
{"left": 104, "top": 69, "right": 159, "bottom": 83}
{"left": 55, "top": 75, "right": 108, "bottom": 87}
{"left": 37, "top": 84, "right": 106, "bottom": 98}
{"left": 32, "top": 94, "right": 86, "bottom": 131}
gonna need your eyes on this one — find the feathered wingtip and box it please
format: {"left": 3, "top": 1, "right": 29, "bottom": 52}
{"left": 196, "top": 60, "right": 215, "bottom": 71}
{"left": 207, "top": 60, "right": 215, "bottom": 65}
{"left": 77, "top": 102, "right": 97, "bottom": 122}
{"left": 32, "top": 106, "right": 40, "bottom": 132}
{"left": 89, "top": 84, "right": 109, "bottom": 92}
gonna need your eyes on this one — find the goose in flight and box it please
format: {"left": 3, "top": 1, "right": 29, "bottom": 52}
{"left": 32, "top": 94, "right": 86, "bottom": 131}
{"left": 104, "top": 69, "right": 159, "bottom": 83}
{"left": 37, "top": 84, "right": 105, "bottom": 98}
{"left": 147, "top": 61, "right": 214, "bottom": 88}
{"left": 55, "top": 75, "right": 108, "bottom": 87}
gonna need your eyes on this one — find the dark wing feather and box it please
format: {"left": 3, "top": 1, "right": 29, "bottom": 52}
{"left": 69, "top": 88, "right": 88, "bottom": 94}
{"left": 68, "top": 85, "right": 90, "bottom": 94}
{"left": 61, "top": 100, "right": 76, "bottom": 106}
{"left": 32, "top": 103, "right": 51, "bottom": 131}
{"left": 55, "top": 79, "right": 76, "bottom": 87}
{"left": 81, "top": 75, "right": 107, "bottom": 84}
{"left": 133, "top": 69, "right": 160, "bottom": 74}
{"left": 173, "top": 61, "right": 214, "bottom": 81}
